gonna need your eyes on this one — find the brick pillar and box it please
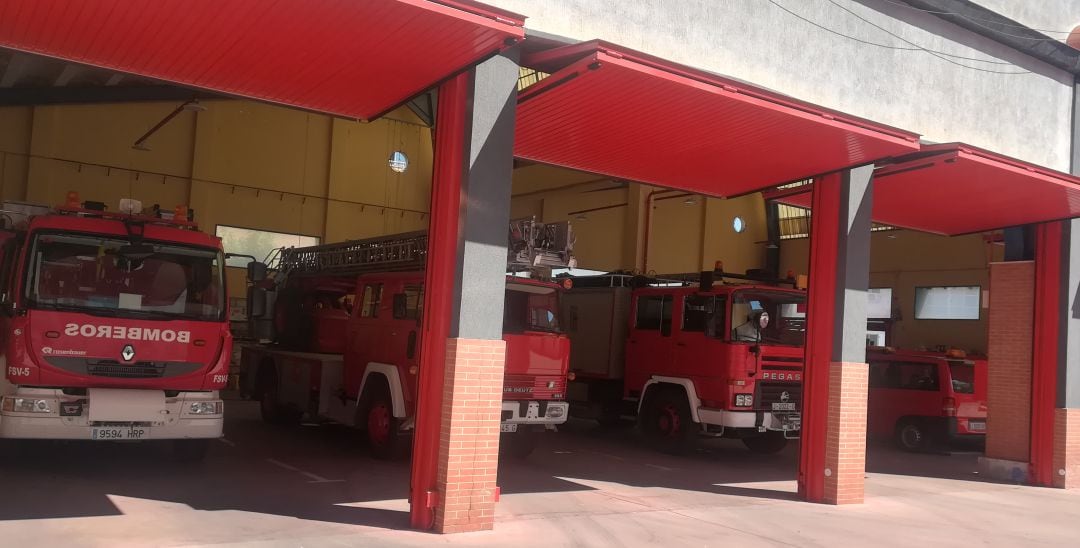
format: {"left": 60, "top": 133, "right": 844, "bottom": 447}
{"left": 824, "top": 362, "right": 868, "bottom": 504}
{"left": 1054, "top": 408, "right": 1080, "bottom": 488}
{"left": 978, "top": 261, "right": 1034, "bottom": 481}
{"left": 799, "top": 165, "right": 873, "bottom": 504}
{"left": 433, "top": 338, "right": 505, "bottom": 533}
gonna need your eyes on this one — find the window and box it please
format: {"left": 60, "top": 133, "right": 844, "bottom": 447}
{"left": 869, "top": 362, "right": 940, "bottom": 391}
{"left": 682, "top": 294, "right": 728, "bottom": 339}
{"left": 867, "top": 288, "right": 892, "bottom": 319}
{"left": 730, "top": 289, "right": 806, "bottom": 346}
{"left": 503, "top": 283, "right": 561, "bottom": 334}
{"left": 216, "top": 225, "right": 320, "bottom": 268}
{"left": 359, "top": 284, "right": 382, "bottom": 318}
{"left": 400, "top": 284, "right": 423, "bottom": 321}
{"left": 635, "top": 294, "right": 672, "bottom": 334}
{"left": 915, "top": 286, "right": 980, "bottom": 320}
{"left": 948, "top": 361, "right": 976, "bottom": 394}
{"left": 25, "top": 232, "right": 224, "bottom": 322}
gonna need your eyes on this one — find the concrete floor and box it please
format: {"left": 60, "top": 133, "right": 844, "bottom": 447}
{"left": 0, "top": 401, "right": 1075, "bottom": 547}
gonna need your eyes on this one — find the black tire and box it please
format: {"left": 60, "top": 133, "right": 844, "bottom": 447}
{"left": 895, "top": 419, "right": 929, "bottom": 452}
{"left": 258, "top": 367, "right": 286, "bottom": 424}
{"left": 742, "top": 432, "right": 788, "bottom": 454}
{"left": 172, "top": 439, "right": 210, "bottom": 462}
{"left": 363, "top": 382, "right": 407, "bottom": 460}
{"left": 638, "top": 387, "right": 695, "bottom": 455}
{"left": 499, "top": 429, "right": 538, "bottom": 459}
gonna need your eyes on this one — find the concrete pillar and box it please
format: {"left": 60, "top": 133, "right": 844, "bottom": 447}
{"left": 798, "top": 165, "right": 873, "bottom": 505}
{"left": 409, "top": 47, "right": 520, "bottom": 532}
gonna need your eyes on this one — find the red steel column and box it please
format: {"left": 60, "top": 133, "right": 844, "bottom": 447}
{"left": 410, "top": 72, "right": 468, "bottom": 530}
{"left": 798, "top": 165, "right": 874, "bottom": 504}
{"left": 1032, "top": 222, "right": 1063, "bottom": 487}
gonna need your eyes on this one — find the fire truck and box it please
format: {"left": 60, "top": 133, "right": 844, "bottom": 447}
{"left": 866, "top": 347, "right": 987, "bottom": 451}
{"left": 239, "top": 220, "right": 574, "bottom": 459}
{"left": 561, "top": 266, "right": 806, "bottom": 454}
{"left": 0, "top": 195, "right": 231, "bottom": 461}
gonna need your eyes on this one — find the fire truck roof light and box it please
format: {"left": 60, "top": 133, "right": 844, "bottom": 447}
{"left": 562, "top": 278, "right": 574, "bottom": 290}
{"left": 64, "top": 191, "right": 80, "bottom": 209}
{"left": 714, "top": 260, "right": 724, "bottom": 272}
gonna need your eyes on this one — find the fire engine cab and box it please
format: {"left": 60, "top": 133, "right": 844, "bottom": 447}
{"left": 0, "top": 195, "right": 230, "bottom": 461}
{"left": 562, "top": 266, "right": 806, "bottom": 454}
{"left": 239, "top": 220, "right": 574, "bottom": 458}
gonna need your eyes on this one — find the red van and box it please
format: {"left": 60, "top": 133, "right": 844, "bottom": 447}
{"left": 867, "top": 349, "right": 987, "bottom": 452}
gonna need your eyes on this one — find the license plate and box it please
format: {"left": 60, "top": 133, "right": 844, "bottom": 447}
{"left": 968, "top": 421, "right": 986, "bottom": 432}
{"left": 772, "top": 403, "right": 797, "bottom": 411}
{"left": 500, "top": 423, "right": 518, "bottom": 433}
{"left": 91, "top": 427, "right": 149, "bottom": 440}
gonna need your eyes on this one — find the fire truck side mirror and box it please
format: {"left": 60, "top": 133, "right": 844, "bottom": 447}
{"left": 247, "top": 261, "right": 268, "bottom": 283}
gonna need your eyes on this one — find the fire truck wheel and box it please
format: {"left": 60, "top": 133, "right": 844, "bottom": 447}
{"left": 639, "top": 388, "right": 694, "bottom": 454}
{"left": 895, "top": 419, "right": 929, "bottom": 452}
{"left": 364, "top": 385, "right": 407, "bottom": 460}
{"left": 499, "top": 430, "right": 538, "bottom": 459}
{"left": 172, "top": 439, "right": 210, "bottom": 463}
{"left": 742, "top": 432, "right": 788, "bottom": 454}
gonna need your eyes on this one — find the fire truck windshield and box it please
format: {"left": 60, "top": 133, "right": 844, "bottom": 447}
{"left": 25, "top": 233, "right": 225, "bottom": 322}
{"left": 730, "top": 289, "right": 806, "bottom": 346}
{"left": 503, "top": 284, "right": 561, "bottom": 334}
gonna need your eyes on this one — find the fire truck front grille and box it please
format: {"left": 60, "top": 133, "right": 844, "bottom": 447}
{"left": 86, "top": 360, "right": 165, "bottom": 379}
{"left": 757, "top": 383, "right": 802, "bottom": 412}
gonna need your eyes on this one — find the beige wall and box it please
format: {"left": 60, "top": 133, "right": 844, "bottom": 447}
{"left": 780, "top": 230, "right": 1000, "bottom": 354}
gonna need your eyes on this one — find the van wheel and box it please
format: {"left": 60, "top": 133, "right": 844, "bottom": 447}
{"left": 639, "top": 388, "right": 694, "bottom": 455}
{"left": 172, "top": 439, "right": 209, "bottom": 462}
{"left": 742, "top": 432, "right": 788, "bottom": 454}
{"left": 499, "top": 430, "right": 538, "bottom": 459}
{"left": 364, "top": 384, "right": 407, "bottom": 460}
{"left": 895, "top": 419, "right": 929, "bottom": 452}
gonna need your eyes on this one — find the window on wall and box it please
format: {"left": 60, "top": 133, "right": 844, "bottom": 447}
{"left": 216, "top": 226, "right": 320, "bottom": 268}
{"left": 867, "top": 288, "right": 893, "bottom": 319}
{"left": 914, "top": 286, "right": 981, "bottom": 320}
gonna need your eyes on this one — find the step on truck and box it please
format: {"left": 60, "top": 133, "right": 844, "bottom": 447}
{"left": 0, "top": 194, "right": 231, "bottom": 461}
{"left": 561, "top": 265, "right": 807, "bottom": 454}
{"left": 239, "top": 219, "right": 574, "bottom": 458}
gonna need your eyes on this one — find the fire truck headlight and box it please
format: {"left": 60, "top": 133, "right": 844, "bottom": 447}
{"left": 3, "top": 397, "right": 53, "bottom": 413}
{"left": 545, "top": 405, "right": 566, "bottom": 419}
{"left": 734, "top": 394, "right": 753, "bottom": 407}
{"left": 188, "top": 401, "right": 223, "bottom": 415}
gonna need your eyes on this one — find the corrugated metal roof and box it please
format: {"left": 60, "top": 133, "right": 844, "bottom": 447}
{"left": 775, "top": 143, "right": 1080, "bottom": 236}
{"left": 514, "top": 41, "right": 921, "bottom": 197}
{"left": 0, "top": 0, "right": 524, "bottom": 120}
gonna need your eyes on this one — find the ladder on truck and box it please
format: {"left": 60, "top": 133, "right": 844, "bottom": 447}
{"left": 272, "top": 218, "right": 574, "bottom": 279}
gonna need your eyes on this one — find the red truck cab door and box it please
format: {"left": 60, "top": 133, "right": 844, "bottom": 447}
{"left": 673, "top": 293, "right": 728, "bottom": 407}
{"left": 344, "top": 280, "right": 386, "bottom": 397}
{"left": 624, "top": 290, "right": 675, "bottom": 398}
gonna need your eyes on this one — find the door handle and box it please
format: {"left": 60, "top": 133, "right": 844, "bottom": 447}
{"left": 676, "top": 342, "right": 687, "bottom": 347}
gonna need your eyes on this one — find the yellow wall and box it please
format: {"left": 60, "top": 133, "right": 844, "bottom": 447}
{"left": 0, "top": 101, "right": 433, "bottom": 298}
{"left": 779, "top": 230, "right": 999, "bottom": 354}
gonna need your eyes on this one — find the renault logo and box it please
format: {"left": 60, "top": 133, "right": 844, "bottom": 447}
{"left": 780, "top": 391, "right": 791, "bottom": 403}
{"left": 121, "top": 344, "right": 136, "bottom": 362}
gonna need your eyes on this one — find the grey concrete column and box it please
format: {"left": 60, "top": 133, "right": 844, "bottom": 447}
{"left": 832, "top": 164, "right": 874, "bottom": 364}
{"left": 449, "top": 48, "right": 520, "bottom": 340}
{"left": 1057, "top": 220, "right": 1080, "bottom": 408}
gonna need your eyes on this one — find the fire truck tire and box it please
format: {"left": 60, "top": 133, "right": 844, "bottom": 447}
{"left": 639, "top": 387, "right": 694, "bottom": 455}
{"left": 742, "top": 432, "right": 788, "bottom": 454}
{"left": 499, "top": 430, "right": 538, "bottom": 459}
{"left": 895, "top": 419, "right": 930, "bottom": 452}
{"left": 362, "top": 382, "right": 407, "bottom": 460}
{"left": 172, "top": 439, "right": 210, "bottom": 462}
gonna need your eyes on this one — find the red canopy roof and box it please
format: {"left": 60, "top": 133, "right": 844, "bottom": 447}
{"left": 775, "top": 143, "right": 1080, "bottom": 236}
{"left": 0, "top": 0, "right": 524, "bottom": 120}
{"left": 514, "top": 41, "right": 920, "bottom": 197}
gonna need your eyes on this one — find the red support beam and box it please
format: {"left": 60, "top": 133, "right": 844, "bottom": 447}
{"left": 410, "top": 72, "right": 469, "bottom": 531}
{"left": 1031, "top": 221, "right": 1063, "bottom": 487}
{"left": 799, "top": 173, "right": 843, "bottom": 502}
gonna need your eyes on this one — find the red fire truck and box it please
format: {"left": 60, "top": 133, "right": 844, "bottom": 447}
{"left": 239, "top": 220, "right": 574, "bottom": 458}
{"left": 562, "top": 268, "right": 806, "bottom": 454}
{"left": 867, "top": 347, "right": 987, "bottom": 451}
{"left": 0, "top": 195, "right": 231, "bottom": 461}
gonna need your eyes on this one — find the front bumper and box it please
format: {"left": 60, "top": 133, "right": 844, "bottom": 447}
{"left": 697, "top": 407, "right": 801, "bottom": 436}
{"left": 501, "top": 400, "right": 569, "bottom": 426}
{"left": 0, "top": 389, "right": 223, "bottom": 440}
